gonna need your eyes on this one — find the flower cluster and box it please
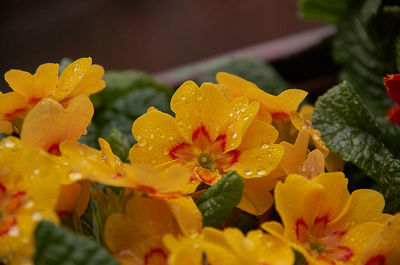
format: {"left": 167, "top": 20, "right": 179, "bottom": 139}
{"left": 0, "top": 59, "right": 399, "bottom": 265}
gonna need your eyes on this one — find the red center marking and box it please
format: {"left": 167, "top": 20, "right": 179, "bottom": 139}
{"left": 366, "top": 255, "right": 386, "bottom": 265}
{"left": 295, "top": 218, "right": 309, "bottom": 242}
{"left": 47, "top": 143, "right": 61, "bottom": 156}
{"left": 144, "top": 248, "right": 167, "bottom": 265}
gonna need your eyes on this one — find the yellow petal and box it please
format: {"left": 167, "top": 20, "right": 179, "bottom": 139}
{"left": 274, "top": 174, "right": 324, "bottom": 239}
{"left": 325, "top": 152, "right": 345, "bottom": 172}
{"left": 261, "top": 221, "right": 285, "bottom": 236}
{"left": 0, "top": 92, "right": 27, "bottom": 120}
{"left": 237, "top": 177, "right": 275, "bottom": 215}
{"left": 55, "top": 57, "right": 92, "bottom": 100}
{"left": 171, "top": 81, "right": 229, "bottom": 142}
{"left": 67, "top": 64, "right": 105, "bottom": 98}
{"left": 359, "top": 214, "right": 400, "bottom": 265}
{"left": 130, "top": 108, "right": 186, "bottom": 166}
{"left": 21, "top": 96, "right": 93, "bottom": 152}
{"left": 328, "top": 189, "right": 386, "bottom": 231}
{"left": 216, "top": 72, "right": 307, "bottom": 116}
{"left": 341, "top": 222, "right": 382, "bottom": 262}
{"left": 224, "top": 97, "right": 259, "bottom": 151}
{"left": 235, "top": 144, "right": 284, "bottom": 179}
{"left": 166, "top": 197, "right": 202, "bottom": 235}
{"left": 4, "top": 70, "right": 33, "bottom": 97}
{"left": 238, "top": 120, "right": 279, "bottom": 151}
{"left": 55, "top": 182, "right": 82, "bottom": 217}
{"left": 105, "top": 213, "right": 137, "bottom": 253}
{"left": 31, "top": 63, "right": 59, "bottom": 100}
{"left": 313, "top": 172, "right": 349, "bottom": 222}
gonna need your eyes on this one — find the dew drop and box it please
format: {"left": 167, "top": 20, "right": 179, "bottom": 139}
{"left": 228, "top": 123, "right": 234, "bottom": 129}
{"left": 25, "top": 200, "right": 34, "bottom": 209}
{"left": 160, "top": 134, "right": 166, "bottom": 139}
{"left": 243, "top": 116, "right": 249, "bottom": 121}
{"left": 181, "top": 95, "right": 186, "bottom": 100}
{"left": 232, "top": 132, "right": 238, "bottom": 138}
{"left": 148, "top": 145, "right": 154, "bottom": 151}
{"left": 136, "top": 135, "right": 142, "bottom": 141}
{"left": 68, "top": 171, "right": 82, "bottom": 181}
{"left": 257, "top": 166, "right": 266, "bottom": 176}
{"left": 139, "top": 139, "right": 147, "bottom": 147}
{"left": 261, "top": 144, "right": 270, "bottom": 149}
{"left": 149, "top": 133, "right": 155, "bottom": 140}
{"left": 4, "top": 140, "right": 15, "bottom": 148}
{"left": 31, "top": 212, "right": 42, "bottom": 221}
{"left": 8, "top": 226, "right": 20, "bottom": 237}
{"left": 229, "top": 112, "right": 234, "bottom": 117}
{"left": 244, "top": 170, "right": 253, "bottom": 176}
{"left": 33, "top": 169, "right": 40, "bottom": 175}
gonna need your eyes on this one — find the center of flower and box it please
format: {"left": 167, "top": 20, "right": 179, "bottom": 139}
{"left": 310, "top": 241, "right": 324, "bottom": 254}
{"left": 197, "top": 153, "right": 215, "bottom": 171}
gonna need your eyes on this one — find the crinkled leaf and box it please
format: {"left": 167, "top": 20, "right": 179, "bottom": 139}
{"left": 106, "top": 127, "right": 130, "bottom": 162}
{"left": 299, "top": 0, "right": 349, "bottom": 24}
{"left": 313, "top": 81, "right": 400, "bottom": 212}
{"left": 34, "top": 221, "right": 118, "bottom": 265}
{"left": 200, "top": 57, "right": 290, "bottom": 95}
{"left": 196, "top": 171, "right": 244, "bottom": 228}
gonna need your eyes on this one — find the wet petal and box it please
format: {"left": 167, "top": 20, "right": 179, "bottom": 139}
{"left": 299, "top": 149, "right": 325, "bottom": 179}
{"left": 171, "top": 81, "right": 229, "bottom": 142}
{"left": 130, "top": 108, "right": 186, "bottom": 166}
{"left": 235, "top": 144, "right": 284, "bottom": 179}
{"left": 166, "top": 197, "right": 202, "bottom": 236}
{"left": 237, "top": 177, "right": 275, "bottom": 215}
{"left": 238, "top": 120, "right": 279, "bottom": 151}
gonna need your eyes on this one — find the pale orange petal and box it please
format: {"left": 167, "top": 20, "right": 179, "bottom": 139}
{"left": 238, "top": 120, "right": 279, "bottom": 151}
{"left": 166, "top": 197, "right": 202, "bottom": 235}
{"left": 21, "top": 96, "right": 93, "bottom": 152}
{"left": 67, "top": 64, "right": 105, "bottom": 98}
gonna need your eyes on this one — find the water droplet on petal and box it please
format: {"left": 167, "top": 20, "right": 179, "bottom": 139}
{"left": 68, "top": 171, "right": 82, "bottom": 181}
{"left": 25, "top": 200, "right": 34, "bottom": 209}
{"left": 181, "top": 95, "right": 186, "bottom": 100}
{"left": 244, "top": 170, "right": 253, "bottom": 176}
{"left": 139, "top": 139, "right": 147, "bottom": 147}
{"left": 31, "top": 212, "right": 42, "bottom": 221}
{"left": 257, "top": 166, "right": 266, "bottom": 176}
{"left": 243, "top": 116, "right": 249, "bottom": 121}
{"left": 160, "top": 134, "right": 166, "bottom": 139}
{"left": 8, "top": 226, "right": 20, "bottom": 237}
{"left": 148, "top": 145, "right": 154, "bottom": 151}
{"left": 4, "top": 140, "right": 15, "bottom": 148}
{"left": 33, "top": 169, "right": 40, "bottom": 175}
{"left": 149, "top": 133, "right": 155, "bottom": 139}
{"left": 232, "top": 132, "right": 238, "bottom": 138}
{"left": 136, "top": 135, "right": 142, "bottom": 141}
{"left": 228, "top": 123, "right": 234, "bottom": 129}
{"left": 229, "top": 112, "right": 234, "bottom": 117}
{"left": 261, "top": 144, "right": 270, "bottom": 149}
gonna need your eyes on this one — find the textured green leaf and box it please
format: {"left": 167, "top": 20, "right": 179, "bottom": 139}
{"left": 106, "top": 127, "right": 130, "bottom": 161}
{"left": 299, "top": 0, "right": 349, "bottom": 24}
{"left": 196, "top": 171, "right": 244, "bottom": 228}
{"left": 313, "top": 81, "right": 400, "bottom": 212}
{"left": 34, "top": 221, "right": 118, "bottom": 265}
{"left": 200, "top": 57, "right": 290, "bottom": 95}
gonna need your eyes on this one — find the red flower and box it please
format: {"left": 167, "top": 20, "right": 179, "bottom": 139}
{"left": 384, "top": 74, "right": 400, "bottom": 124}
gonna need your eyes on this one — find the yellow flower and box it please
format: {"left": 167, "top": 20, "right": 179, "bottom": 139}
{"left": 216, "top": 72, "right": 308, "bottom": 123}
{"left": 262, "top": 173, "right": 390, "bottom": 265}
{"left": 1, "top": 57, "right": 105, "bottom": 133}
{"left": 0, "top": 137, "right": 61, "bottom": 264}
{"left": 105, "top": 196, "right": 202, "bottom": 265}
{"left": 130, "top": 81, "right": 284, "bottom": 185}
{"left": 164, "top": 226, "right": 294, "bottom": 265}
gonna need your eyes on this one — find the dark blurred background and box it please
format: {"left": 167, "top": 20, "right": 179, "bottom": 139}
{"left": 0, "top": 0, "right": 321, "bottom": 89}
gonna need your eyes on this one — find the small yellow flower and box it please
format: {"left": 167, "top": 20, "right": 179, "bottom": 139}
{"left": 164, "top": 226, "right": 294, "bottom": 265}
{"left": 1, "top": 57, "right": 104, "bottom": 133}
{"left": 0, "top": 137, "right": 61, "bottom": 264}
{"left": 130, "top": 81, "right": 284, "bottom": 185}
{"left": 262, "top": 173, "right": 390, "bottom": 265}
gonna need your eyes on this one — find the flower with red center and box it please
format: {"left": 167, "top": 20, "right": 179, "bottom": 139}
{"left": 129, "top": 81, "right": 284, "bottom": 186}
{"left": 1, "top": 57, "right": 105, "bottom": 134}
{"left": 0, "top": 137, "right": 61, "bottom": 264}
{"left": 384, "top": 74, "right": 400, "bottom": 125}
{"left": 262, "top": 173, "right": 390, "bottom": 265}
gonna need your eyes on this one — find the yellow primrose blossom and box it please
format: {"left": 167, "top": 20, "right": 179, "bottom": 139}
{"left": 0, "top": 137, "right": 61, "bottom": 264}
{"left": 262, "top": 173, "right": 390, "bottom": 265}
{"left": 130, "top": 81, "right": 284, "bottom": 185}
{"left": 216, "top": 72, "right": 308, "bottom": 123}
{"left": 1, "top": 57, "right": 104, "bottom": 133}
{"left": 164, "top": 226, "right": 294, "bottom": 265}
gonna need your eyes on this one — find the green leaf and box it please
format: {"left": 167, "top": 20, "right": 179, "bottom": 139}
{"left": 299, "top": 0, "right": 349, "bottom": 24}
{"left": 200, "top": 57, "right": 290, "bottom": 95}
{"left": 196, "top": 171, "right": 244, "bottom": 228}
{"left": 34, "top": 221, "right": 119, "bottom": 265}
{"left": 106, "top": 127, "right": 130, "bottom": 161}
{"left": 312, "top": 81, "right": 400, "bottom": 212}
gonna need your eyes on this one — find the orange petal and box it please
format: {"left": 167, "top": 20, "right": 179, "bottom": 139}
{"left": 274, "top": 174, "right": 324, "bottom": 239}
{"left": 235, "top": 144, "right": 284, "bottom": 179}
{"left": 67, "top": 64, "right": 105, "bottom": 98}
{"left": 299, "top": 149, "right": 325, "bottom": 179}
{"left": 237, "top": 177, "right": 275, "bottom": 215}
{"left": 325, "top": 152, "right": 345, "bottom": 172}
{"left": 21, "top": 95, "right": 93, "bottom": 152}
{"left": 313, "top": 172, "right": 349, "bottom": 222}
{"left": 0, "top": 120, "right": 12, "bottom": 134}
{"left": 0, "top": 92, "right": 27, "bottom": 120}
{"left": 238, "top": 120, "right": 279, "bottom": 151}
{"left": 224, "top": 97, "right": 259, "bottom": 151}
{"left": 4, "top": 70, "right": 33, "bottom": 97}
{"left": 166, "top": 197, "right": 202, "bottom": 235}
{"left": 359, "top": 214, "right": 400, "bottom": 265}
{"left": 130, "top": 108, "right": 186, "bottom": 166}
{"left": 216, "top": 72, "right": 307, "bottom": 116}
{"left": 328, "top": 189, "right": 386, "bottom": 231}
{"left": 55, "top": 57, "right": 92, "bottom": 100}
{"left": 55, "top": 182, "right": 82, "bottom": 218}
{"left": 171, "top": 81, "right": 229, "bottom": 142}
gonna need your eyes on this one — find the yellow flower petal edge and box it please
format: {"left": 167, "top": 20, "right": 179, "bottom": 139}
{"left": 164, "top": 226, "right": 294, "bottom": 265}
